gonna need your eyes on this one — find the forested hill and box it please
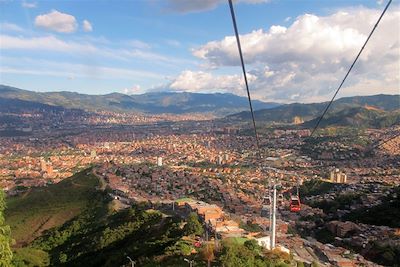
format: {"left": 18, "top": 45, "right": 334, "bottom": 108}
{"left": 227, "top": 94, "right": 400, "bottom": 127}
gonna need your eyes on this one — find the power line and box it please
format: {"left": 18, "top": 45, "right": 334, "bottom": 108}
{"left": 228, "top": 0, "right": 279, "bottom": 250}
{"left": 228, "top": 0, "right": 261, "bottom": 155}
{"left": 310, "top": 0, "right": 393, "bottom": 137}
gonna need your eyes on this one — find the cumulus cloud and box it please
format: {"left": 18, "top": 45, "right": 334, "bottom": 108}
{"left": 168, "top": 70, "right": 257, "bottom": 95}
{"left": 35, "top": 10, "right": 77, "bottom": 33}
{"left": 186, "top": 7, "right": 400, "bottom": 102}
{"left": 165, "top": 0, "right": 270, "bottom": 13}
{"left": 82, "top": 20, "right": 92, "bottom": 32}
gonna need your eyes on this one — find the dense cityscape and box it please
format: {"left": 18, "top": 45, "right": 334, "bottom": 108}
{"left": 1, "top": 101, "right": 399, "bottom": 266}
{"left": 1, "top": 0, "right": 399, "bottom": 266}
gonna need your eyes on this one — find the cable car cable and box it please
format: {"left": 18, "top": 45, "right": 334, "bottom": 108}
{"left": 310, "top": 0, "right": 393, "bottom": 137}
{"left": 228, "top": 0, "right": 261, "bottom": 157}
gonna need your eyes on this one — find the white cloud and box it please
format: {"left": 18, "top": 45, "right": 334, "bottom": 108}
{"left": 284, "top": 16, "right": 291, "bottom": 22}
{"left": 128, "top": 39, "right": 151, "bottom": 49}
{"left": 82, "top": 20, "right": 92, "bottom": 32}
{"left": 21, "top": 1, "right": 36, "bottom": 8}
{"left": 165, "top": 0, "right": 270, "bottom": 13}
{"left": 1, "top": 34, "right": 97, "bottom": 53}
{"left": 377, "top": 0, "right": 385, "bottom": 5}
{"left": 168, "top": 70, "right": 257, "bottom": 95}
{"left": 0, "top": 22, "right": 24, "bottom": 32}
{"left": 0, "top": 34, "right": 193, "bottom": 67}
{"left": 34, "top": 10, "right": 77, "bottom": 33}
{"left": 1, "top": 58, "right": 162, "bottom": 80}
{"left": 188, "top": 7, "right": 400, "bottom": 102}
{"left": 123, "top": 85, "right": 142, "bottom": 94}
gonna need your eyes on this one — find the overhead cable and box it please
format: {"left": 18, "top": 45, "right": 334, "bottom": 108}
{"left": 228, "top": 0, "right": 261, "bottom": 156}
{"left": 310, "top": 0, "right": 393, "bottom": 137}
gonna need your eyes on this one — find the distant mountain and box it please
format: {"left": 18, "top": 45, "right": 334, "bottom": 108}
{"left": 0, "top": 85, "right": 280, "bottom": 116}
{"left": 0, "top": 97, "right": 66, "bottom": 113}
{"left": 227, "top": 94, "right": 400, "bottom": 126}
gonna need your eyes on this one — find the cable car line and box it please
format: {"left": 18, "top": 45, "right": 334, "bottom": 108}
{"left": 369, "top": 130, "right": 400, "bottom": 152}
{"left": 310, "top": 0, "right": 393, "bottom": 137}
{"left": 228, "top": 0, "right": 261, "bottom": 156}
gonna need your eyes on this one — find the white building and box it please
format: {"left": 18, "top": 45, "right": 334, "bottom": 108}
{"left": 256, "top": 236, "right": 271, "bottom": 250}
{"left": 157, "top": 157, "right": 163, "bottom": 167}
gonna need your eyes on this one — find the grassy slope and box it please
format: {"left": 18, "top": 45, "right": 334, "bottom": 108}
{"left": 5, "top": 168, "right": 184, "bottom": 266}
{"left": 5, "top": 169, "right": 99, "bottom": 246}
{"left": 4, "top": 169, "right": 294, "bottom": 267}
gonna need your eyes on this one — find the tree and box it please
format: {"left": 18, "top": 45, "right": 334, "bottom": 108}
{"left": 244, "top": 239, "right": 260, "bottom": 252}
{"left": 59, "top": 253, "right": 68, "bottom": 263}
{"left": 0, "top": 190, "right": 13, "bottom": 266}
{"left": 219, "top": 241, "right": 256, "bottom": 267}
{"left": 184, "top": 213, "right": 204, "bottom": 236}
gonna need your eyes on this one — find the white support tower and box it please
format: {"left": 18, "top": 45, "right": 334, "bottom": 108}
{"left": 270, "top": 183, "right": 277, "bottom": 249}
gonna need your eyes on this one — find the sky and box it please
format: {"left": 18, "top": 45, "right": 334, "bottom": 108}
{"left": 0, "top": 0, "right": 399, "bottom": 103}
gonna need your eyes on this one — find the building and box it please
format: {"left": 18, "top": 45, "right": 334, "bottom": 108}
{"left": 157, "top": 157, "right": 163, "bottom": 167}
{"left": 223, "top": 153, "right": 229, "bottom": 162}
{"left": 217, "top": 155, "right": 223, "bottom": 165}
{"left": 330, "top": 168, "right": 347, "bottom": 183}
{"left": 40, "top": 158, "right": 47, "bottom": 172}
{"left": 257, "top": 236, "right": 271, "bottom": 249}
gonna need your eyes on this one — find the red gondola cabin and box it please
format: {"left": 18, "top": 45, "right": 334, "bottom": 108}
{"left": 290, "top": 195, "right": 301, "bottom": 212}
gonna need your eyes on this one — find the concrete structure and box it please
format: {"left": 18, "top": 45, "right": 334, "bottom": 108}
{"left": 217, "top": 155, "right": 223, "bottom": 165}
{"left": 257, "top": 236, "right": 271, "bottom": 250}
{"left": 157, "top": 156, "right": 163, "bottom": 167}
{"left": 330, "top": 168, "right": 347, "bottom": 183}
{"left": 223, "top": 153, "right": 229, "bottom": 162}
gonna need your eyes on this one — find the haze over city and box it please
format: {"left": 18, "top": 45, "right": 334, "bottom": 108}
{"left": 0, "top": 0, "right": 399, "bottom": 267}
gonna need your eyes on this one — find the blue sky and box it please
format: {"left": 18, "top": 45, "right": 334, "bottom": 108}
{"left": 0, "top": 0, "right": 399, "bottom": 102}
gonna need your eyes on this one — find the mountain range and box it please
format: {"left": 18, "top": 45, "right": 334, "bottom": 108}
{"left": 227, "top": 94, "right": 400, "bottom": 128}
{"left": 0, "top": 85, "right": 399, "bottom": 128}
{"left": 0, "top": 85, "right": 279, "bottom": 116}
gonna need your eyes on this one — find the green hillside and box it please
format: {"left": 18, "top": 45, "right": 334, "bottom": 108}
{"left": 227, "top": 94, "right": 400, "bottom": 125}
{"left": 302, "top": 107, "right": 400, "bottom": 129}
{"left": 5, "top": 169, "right": 99, "bottom": 246}
{"left": 4, "top": 170, "right": 187, "bottom": 266}
{"left": 6, "top": 170, "right": 293, "bottom": 267}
